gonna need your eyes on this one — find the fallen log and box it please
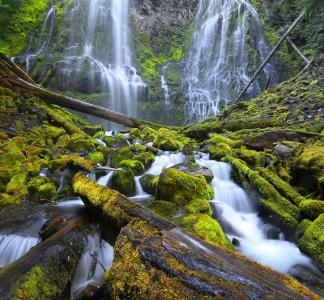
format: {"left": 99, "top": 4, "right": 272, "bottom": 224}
{"left": 0, "top": 53, "right": 160, "bottom": 129}
{"left": 73, "top": 173, "right": 320, "bottom": 299}
{"left": 0, "top": 216, "right": 85, "bottom": 300}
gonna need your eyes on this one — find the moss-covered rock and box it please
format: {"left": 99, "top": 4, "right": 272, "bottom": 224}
{"left": 0, "top": 193, "right": 22, "bottom": 208}
{"left": 209, "top": 143, "right": 233, "bottom": 160}
{"left": 27, "top": 176, "right": 57, "bottom": 203}
{"left": 134, "top": 152, "right": 155, "bottom": 169}
{"left": 153, "top": 128, "right": 191, "bottom": 151}
{"left": 235, "top": 149, "right": 264, "bottom": 168}
{"left": 112, "top": 169, "right": 136, "bottom": 196}
{"left": 129, "top": 144, "right": 147, "bottom": 154}
{"left": 184, "top": 198, "right": 212, "bottom": 215}
{"left": 118, "top": 159, "right": 145, "bottom": 176}
{"left": 298, "top": 214, "right": 324, "bottom": 268}
{"left": 140, "top": 174, "right": 158, "bottom": 195}
{"left": 180, "top": 213, "right": 233, "bottom": 250}
{"left": 300, "top": 200, "right": 324, "bottom": 221}
{"left": 295, "top": 219, "right": 313, "bottom": 240}
{"left": 148, "top": 200, "right": 178, "bottom": 219}
{"left": 172, "top": 162, "right": 214, "bottom": 183}
{"left": 49, "top": 155, "right": 94, "bottom": 173}
{"left": 258, "top": 167, "right": 306, "bottom": 206}
{"left": 87, "top": 151, "right": 105, "bottom": 165}
{"left": 104, "top": 133, "right": 129, "bottom": 148}
{"left": 156, "top": 168, "right": 214, "bottom": 207}
{"left": 110, "top": 147, "right": 134, "bottom": 167}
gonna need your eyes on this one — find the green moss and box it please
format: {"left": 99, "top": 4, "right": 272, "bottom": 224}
{"left": 94, "top": 131, "right": 105, "bottom": 139}
{"left": 45, "top": 126, "right": 66, "bottom": 141}
{"left": 0, "top": 193, "right": 22, "bottom": 208}
{"left": 295, "top": 219, "right": 313, "bottom": 240}
{"left": 14, "top": 266, "right": 60, "bottom": 299}
{"left": 140, "top": 174, "right": 158, "bottom": 196}
{"left": 68, "top": 132, "right": 98, "bottom": 153}
{"left": 181, "top": 214, "right": 233, "bottom": 250}
{"left": 153, "top": 128, "right": 192, "bottom": 152}
{"left": 5, "top": 172, "right": 28, "bottom": 200}
{"left": 0, "top": 0, "right": 50, "bottom": 56}
{"left": 225, "top": 157, "right": 299, "bottom": 229}
{"left": 156, "top": 168, "right": 214, "bottom": 207}
{"left": 148, "top": 200, "right": 178, "bottom": 219}
{"left": 112, "top": 169, "right": 135, "bottom": 196}
{"left": 140, "top": 126, "right": 158, "bottom": 143}
{"left": 134, "top": 152, "right": 155, "bottom": 169}
{"left": 298, "top": 214, "right": 324, "bottom": 267}
{"left": 49, "top": 155, "right": 94, "bottom": 173}
{"left": 207, "top": 133, "right": 242, "bottom": 148}
{"left": 235, "top": 149, "right": 264, "bottom": 168}
{"left": 129, "top": 144, "right": 147, "bottom": 154}
{"left": 110, "top": 147, "right": 134, "bottom": 167}
{"left": 104, "top": 133, "right": 129, "bottom": 148}
{"left": 300, "top": 200, "right": 324, "bottom": 221}
{"left": 118, "top": 159, "right": 145, "bottom": 176}
{"left": 209, "top": 143, "right": 232, "bottom": 160}
{"left": 87, "top": 151, "right": 105, "bottom": 164}
{"left": 27, "top": 176, "right": 57, "bottom": 202}
{"left": 184, "top": 198, "right": 212, "bottom": 216}
{"left": 258, "top": 167, "right": 306, "bottom": 205}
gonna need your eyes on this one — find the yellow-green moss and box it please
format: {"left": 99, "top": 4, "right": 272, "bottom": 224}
{"left": 153, "top": 128, "right": 192, "bottom": 152}
{"left": 209, "top": 143, "right": 232, "bottom": 160}
{"left": 118, "top": 159, "right": 145, "bottom": 176}
{"left": 104, "top": 133, "right": 129, "bottom": 148}
{"left": 14, "top": 266, "right": 59, "bottom": 300}
{"left": 235, "top": 148, "right": 264, "bottom": 168}
{"left": 157, "top": 168, "right": 214, "bottom": 207}
{"left": 298, "top": 214, "right": 324, "bottom": 267}
{"left": 112, "top": 169, "right": 136, "bottom": 196}
{"left": 129, "top": 144, "right": 147, "bottom": 154}
{"left": 181, "top": 213, "right": 233, "bottom": 250}
{"left": 300, "top": 200, "right": 324, "bottom": 221}
{"left": 134, "top": 152, "right": 155, "bottom": 169}
{"left": 87, "top": 151, "right": 105, "bottom": 164}
{"left": 49, "top": 155, "right": 94, "bottom": 173}
{"left": 207, "top": 133, "right": 242, "bottom": 148}
{"left": 27, "top": 176, "right": 57, "bottom": 202}
{"left": 148, "top": 200, "right": 178, "bottom": 219}
{"left": 258, "top": 167, "right": 306, "bottom": 205}
{"left": 0, "top": 193, "right": 22, "bottom": 208}
{"left": 110, "top": 147, "right": 134, "bottom": 167}
{"left": 139, "top": 174, "right": 158, "bottom": 195}
{"left": 184, "top": 198, "right": 212, "bottom": 216}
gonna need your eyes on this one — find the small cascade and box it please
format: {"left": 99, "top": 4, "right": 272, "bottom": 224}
{"left": 129, "top": 176, "right": 152, "bottom": 202}
{"left": 0, "top": 219, "right": 45, "bottom": 267}
{"left": 160, "top": 64, "right": 175, "bottom": 124}
{"left": 195, "top": 153, "right": 315, "bottom": 274}
{"left": 97, "top": 172, "right": 113, "bottom": 187}
{"left": 12, "top": 0, "right": 56, "bottom": 74}
{"left": 71, "top": 228, "right": 114, "bottom": 299}
{"left": 183, "top": 0, "right": 281, "bottom": 123}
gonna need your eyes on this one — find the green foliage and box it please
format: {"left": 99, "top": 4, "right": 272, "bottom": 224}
{"left": 0, "top": 0, "right": 50, "bottom": 56}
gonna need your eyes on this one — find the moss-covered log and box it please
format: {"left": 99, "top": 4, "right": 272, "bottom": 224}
{"left": 0, "top": 53, "right": 161, "bottom": 129}
{"left": 0, "top": 217, "right": 85, "bottom": 300}
{"left": 73, "top": 173, "right": 319, "bottom": 299}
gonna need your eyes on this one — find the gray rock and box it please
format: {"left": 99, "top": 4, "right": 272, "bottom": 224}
{"left": 172, "top": 162, "right": 214, "bottom": 183}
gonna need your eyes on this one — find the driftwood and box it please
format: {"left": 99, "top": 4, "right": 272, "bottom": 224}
{"left": 0, "top": 217, "right": 85, "bottom": 300}
{"left": 73, "top": 173, "right": 320, "bottom": 299}
{"left": 0, "top": 53, "right": 159, "bottom": 128}
{"left": 235, "top": 11, "right": 306, "bottom": 102}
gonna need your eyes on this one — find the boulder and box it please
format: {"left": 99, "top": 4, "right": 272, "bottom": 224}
{"left": 172, "top": 162, "right": 214, "bottom": 183}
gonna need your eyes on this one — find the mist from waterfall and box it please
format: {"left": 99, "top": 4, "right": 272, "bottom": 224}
{"left": 183, "top": 0, "right": 282, "bottom": 123}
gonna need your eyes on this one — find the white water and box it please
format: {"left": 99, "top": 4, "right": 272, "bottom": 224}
{"left": 0, "top": 219, "right": 45, "bottom": 267}
{"left": 97, "top": 172, "right": 113, "bottom": 187}
{"left": 54, "top": 0, "right": 146, "bottom": 120}
{"left": 195, "top": 153, "right": 313, "bottom": 273}
{"left": 71, "top": 228, "right": 114, "bottom": 299}
{"left": 183, "top": 0, "right": 281, "bottom": 123}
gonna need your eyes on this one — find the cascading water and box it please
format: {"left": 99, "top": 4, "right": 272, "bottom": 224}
{"left": 183, "top": 0, "right": 281, "bottom": 123}
{"left": 53, "top": 0, "right": 146, "bottom": 119}
{"left": 195, "top": 153, "right": 317, "bottom": 274}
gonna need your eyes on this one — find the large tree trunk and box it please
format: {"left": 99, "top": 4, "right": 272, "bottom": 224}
{"left": 0, "top": 53, "right": 160, "bottom": 128}
{"left": 73, "top": 173, "right": 320, "bottom": 299}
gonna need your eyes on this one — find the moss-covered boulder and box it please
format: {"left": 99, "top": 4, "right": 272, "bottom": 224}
{"left": 140, "top": 174, "right": 158, "bottom": 195}
{"left": 184, "top": 198, "right": 212, "bottom": 215}
{"left": 129, "top": 144, "right": 147, "bottom": 154}
{"left": 27, "top": 176, "right": 57, "bottom": 202}
{"left": 153, "top": 128, "right": 191, "bottom": 151}
{"left": 180, "top": 213, "right": 233, "bottom": 250}
{"left": 300, "top": 200, "right": 324, "bottom": 221}
{"left": 172, "top": 162, "right": 214, "bottom": 183}
{"left": 49, "top": 155, "right": 94, "bottom": 173}
{"left": 112, "top": 169, "right": 135, "bottom": 196}
{"left": 209, "top": 143, "right": 232, "bottom": 160}
{"left": 298, "top": 214, "right": 324, "bottom": 268}
{"left": 118, "top": 159, "right": 145, "bottom": 176}
{"left": 156, "top": 168, "right": 214, "bottom": 207}
{"left": 148, "top": 200, "right": 178, "bottom": 219}
{"left": 110, "top": 147, "right": 134, "bottom": 167}
{"left": 104, "top": 133, "right": 129, "bottom": 148}
{"left": 134, "top": 152, "right": 155, "bottom": 169}
{"left": 87, "top": 151, "right": 105, "bottom": 164}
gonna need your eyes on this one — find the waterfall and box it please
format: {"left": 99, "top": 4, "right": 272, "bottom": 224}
{"left": 183, "top": 0, "right": 281, "bottom": 123}
{"left": 54, "top": 0, "right": 145, "bottom": 118}
{"left": 195, "top": 154, "right": 315, "bottom": 274}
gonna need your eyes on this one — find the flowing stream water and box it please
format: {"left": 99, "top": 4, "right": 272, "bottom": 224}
{"left": 183, "top": 0, "right": 281, "bottom": 123}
